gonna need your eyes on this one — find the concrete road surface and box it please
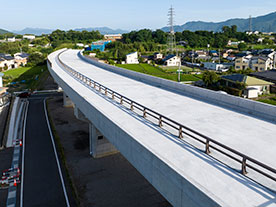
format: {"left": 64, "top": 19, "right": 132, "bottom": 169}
{"left": 23, "top": 95, "right": 72, "bottom": 207}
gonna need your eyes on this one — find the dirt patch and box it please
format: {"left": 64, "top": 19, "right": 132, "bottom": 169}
{"left": 47, "top": 96, "right": 171, "bottom": 207}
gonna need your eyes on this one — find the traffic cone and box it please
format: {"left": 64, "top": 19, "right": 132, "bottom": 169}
{"left": 20, "top": 141, "right": 22, "bottom": 147}
{"left": 13, "top": 179, "right": 17, "bottom": 187}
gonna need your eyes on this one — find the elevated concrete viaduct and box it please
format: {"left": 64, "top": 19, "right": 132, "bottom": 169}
{"left": 48, "top": 49, "right": 276, "bottom": 207}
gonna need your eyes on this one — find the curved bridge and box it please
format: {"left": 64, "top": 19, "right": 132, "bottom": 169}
{"left": 48, "top": 49, "right": 276, "bottom": 207}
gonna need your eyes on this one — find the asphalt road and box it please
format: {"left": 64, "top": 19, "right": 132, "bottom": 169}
{"left": 23, "top": 95, "right": 68, "bottom": 207}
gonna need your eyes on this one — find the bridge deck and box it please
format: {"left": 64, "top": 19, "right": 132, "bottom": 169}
{"left": 60, "top": 50, "right": 276, "bottom": 168}
{"left": 50, "top": 49, "right": 276, "bottom": 206}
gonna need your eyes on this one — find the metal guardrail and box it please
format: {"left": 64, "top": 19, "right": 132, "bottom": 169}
{"left": 49, "top": 50, "right": 276, "bottom": 184}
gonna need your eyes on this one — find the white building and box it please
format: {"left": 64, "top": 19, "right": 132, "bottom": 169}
{"left": 76, "top": 43, "right": 84, "bottom": 47}
{"left": 126, "top": 52, "right": 139, "bottom": 64}
{"left": 23, "top": 35, "right": 36, "bottom": 40}
{"left": 0, "top": 55, "right": 17, "bottom": 70}
{"left": 154, "top": 52, "right": 163, "bottom": 60}
{"left": 0, "top": 73, "right": 3, "bottom": 87}
{"left": 163, "top": 55, "right": 181, "bottom": 67}
{"left": 7, "top": 37, "right": 15, "bottom": 42}
{"left": 204, "top": 62, "right": 227, "bottom": 71}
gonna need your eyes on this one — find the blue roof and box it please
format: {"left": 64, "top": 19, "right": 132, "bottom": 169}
{"left": 18, "top": 53, "right": 29, "bottom": 58}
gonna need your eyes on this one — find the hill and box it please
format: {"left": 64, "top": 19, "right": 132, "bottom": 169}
{"left": 13, "top": 28, "right": 54, "bottom": 35}
{"left": 162, "top": 12, "right": 276, "bottom": 32}
{"left": 0, "top": 28, "right": 10, "bottom": 34}
{"left": 13, "top": 27, "right": 128, "bottom": 36}
{"left": 74, "top": 27, "right": 128, "bottom": 34}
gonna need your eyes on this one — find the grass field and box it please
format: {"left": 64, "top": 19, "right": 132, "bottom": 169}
{"left": 115, "top": 63, "right": 202, "bottom": 82}
{"left": 257, "top": 96, "right": 276, "bottom": 106}
{"left": 3, "top": 64, "right": 48, "bottom": 91}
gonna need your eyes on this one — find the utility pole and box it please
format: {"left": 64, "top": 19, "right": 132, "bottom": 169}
{"left": 219, "top": 49, "right": 221, "bottom": 64}
{"left": 192, "top": 49, "right": 194, "bottom": 64}
{"left": 249, "top": 15, "right": 252, "bottom": 33}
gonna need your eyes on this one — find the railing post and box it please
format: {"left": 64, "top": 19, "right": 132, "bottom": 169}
{"left": 89, "top": 80, "right": 92, "bottom": 86}
{"left": 178, "top": 126, "right": 183, "bottom": 138}
{"left": 93, "top": 82, "right": 96, "bottom": 88}
{"left": 112, "top": 92, "right": 115, "bottom": 100}
{"left": 242, "top": 157, "right": 247, "bottom": 175}
{"left": 120, "top": 97, "right": 123, "bottom": 105}
{"left": 205, "top": 139, "right": 210, "bottom": 154}
{"left": 159, "top": 116, "right": 163, "bottom": 127}
{"left": 105, "top": 88, "right": 107, "bottom": 96}
{"left": 130, "top": 102, "right": 134, "bottom": 111}
{"left": 143, "top": 109, "right": 146, "bottom": 118}
{"left": 99, "top": 86, "right": 101, "bottom": 92}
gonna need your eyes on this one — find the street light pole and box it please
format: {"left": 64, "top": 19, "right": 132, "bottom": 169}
{"left": 177, "top": 62, "right": 183, "bottom": 82}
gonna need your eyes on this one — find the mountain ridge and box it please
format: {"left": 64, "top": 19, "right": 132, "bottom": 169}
{"left": 0, "top": 28, "right": 10, "bottom": 34}
{"left": 12, "top": 27, "right": 128, "bottom": 36}
{"left": 161, "top": 12, "right": 276, "bottom": 32}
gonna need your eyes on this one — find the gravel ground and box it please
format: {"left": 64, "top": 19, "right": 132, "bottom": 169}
{"left": 48, "top": 96, "right": 171, "bottom": 207}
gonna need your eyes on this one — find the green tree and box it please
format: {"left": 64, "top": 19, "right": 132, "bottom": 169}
{"left": 202, "top": 71, "right": 220, "bottom": 87}
{"left": 238, "top": 42, "right": 247, "bottom": 51}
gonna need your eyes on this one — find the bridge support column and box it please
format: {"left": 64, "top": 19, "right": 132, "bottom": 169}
{"left": 74, "top": 107, "right": 87, "bottom": 122}
{"left": 63, "top": 93, "right": 74, "bottom": 107}
{"left": 89, "top": 123, "right": 118, "bottom": 158}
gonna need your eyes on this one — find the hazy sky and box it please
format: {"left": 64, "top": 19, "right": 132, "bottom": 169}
{"left": 1, "top": 0, "right": 276, "bottom": 31}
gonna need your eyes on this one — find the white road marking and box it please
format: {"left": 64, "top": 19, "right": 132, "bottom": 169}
{"left": 43, "top": 99, "right": 70, "bottom": 207}
{"left": 20, "top": 101, "right": 29, "bottom": 207}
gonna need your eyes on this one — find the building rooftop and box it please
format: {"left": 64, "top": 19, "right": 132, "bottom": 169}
{"left": 250, "top": 69, "right": 276, "bottom": 83}
{"left": 163, "top": 54, "right": 176, "bottom": 62}
{"left": 221, "top": 74, "right": 274, "bottom": 86}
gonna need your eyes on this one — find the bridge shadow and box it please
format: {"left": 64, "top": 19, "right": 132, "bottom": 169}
{"left": 61, "top": 62, "right": 276, "bottom": 206}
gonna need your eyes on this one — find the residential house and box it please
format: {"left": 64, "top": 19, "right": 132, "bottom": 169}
{"left": 235, "top": 56, "right": 251, "bottom": 70}
{"left": 210, "top": 50, "right": 219, "bottom": 57}
{"left": 251, "top": 69, "right": 276, "bottom": 84}
{"left": 251, "top": 56, "right": 273, "bottom": 71}
{"left": 14, "top": 53, "right": 29, "bottom": 66}
{"left": 251, "top": 69, "right": 276, "bottom": 93}
{"left": 126, "top": 52, "right": 139, "bottom": 64}
{"left": 23, "top": 35, "right": 36, "bottom": 40}
{"left": 140, "top": 55, "right": 152, "bottom": 64}
{"left": 195, "top": 50, "right": 208, "bottom": 59}
{"left": 0, "top": 54, "right": 17, "bottom": 70}
{"left": 163, "top": 55, "right": 181, "bottom": 67}
{"left": 221, "top": 74, "right": 273, "bottom": 98}
{"left": 7, "top": 37, "right": 15, "bottom": 42}
{"left": 203, "top": 62, "right": 231, "bottom": 72}
{"left": 234, "top": 53, "right": 253, "bottom": 70}
{"left": 153, "top": 52, "right": 163, "bottom": 60}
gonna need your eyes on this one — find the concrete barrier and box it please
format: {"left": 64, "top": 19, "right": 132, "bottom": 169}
{"left": 78, "top": 51, "right": 276, "bottom": 122}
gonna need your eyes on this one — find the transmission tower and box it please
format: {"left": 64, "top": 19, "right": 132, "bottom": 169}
{"left": 249, "top": 15, "right": 252, "bottom": 32}
{"left": 167, "top": 6, "right": 177, "bottom": 55}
